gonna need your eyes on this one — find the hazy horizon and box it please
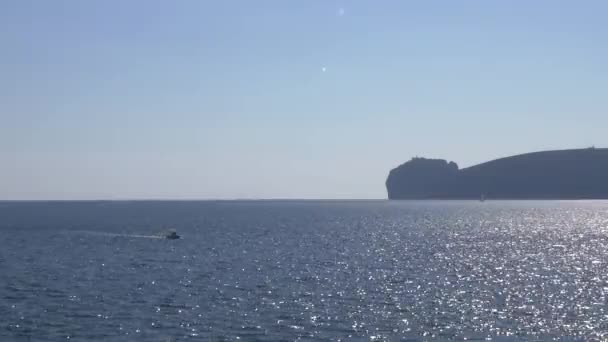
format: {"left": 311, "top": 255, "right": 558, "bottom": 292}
{"left": 2, "top": 1, "right": 608, "bottom": 200}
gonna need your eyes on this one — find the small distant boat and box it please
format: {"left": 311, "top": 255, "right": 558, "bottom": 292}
{"left": 165, "top": 231, "right": 180, "bottom": 240}
{"left": 480, "top": 194, "right": 486, "bottom": 202}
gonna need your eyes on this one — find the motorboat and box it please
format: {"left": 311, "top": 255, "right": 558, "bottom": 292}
{"left": 165, "top": 231, "right": 180, "bottom": 239}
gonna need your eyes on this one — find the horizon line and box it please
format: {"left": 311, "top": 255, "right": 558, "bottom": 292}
{"left": 0, "top": 198, "right": 388, "bottom": 202}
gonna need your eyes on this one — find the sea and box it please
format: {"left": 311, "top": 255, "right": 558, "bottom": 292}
{"left": 1, "top": 200, "right": 608, "bottom": 341}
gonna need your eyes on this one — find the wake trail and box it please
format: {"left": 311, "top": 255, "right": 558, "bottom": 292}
{"left": 69, "top": 230, "right": 164, "bottom": 239}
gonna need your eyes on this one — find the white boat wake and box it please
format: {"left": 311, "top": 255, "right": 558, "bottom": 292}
{"left": 70, "top": 230, "right": 165, "bottom": 239}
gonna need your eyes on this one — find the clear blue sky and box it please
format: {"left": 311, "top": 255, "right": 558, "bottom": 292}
{"left": 1, "top": 1, "right": 607, "bottom": 199}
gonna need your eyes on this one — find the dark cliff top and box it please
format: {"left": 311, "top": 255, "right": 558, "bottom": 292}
{"left": 462, "top": 147, "right": 608, "bottom": 172}
{"left": 387, "top": 148, "right": 608, "bottom": 199}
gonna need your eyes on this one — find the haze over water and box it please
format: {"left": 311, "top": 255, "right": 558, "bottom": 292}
{"left": 2, "top": 200, "right": 608, "bottom": 340}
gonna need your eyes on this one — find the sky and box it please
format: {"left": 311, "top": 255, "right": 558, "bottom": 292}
{"left": 1, "top": 0, "right": 608, "bottom": 199}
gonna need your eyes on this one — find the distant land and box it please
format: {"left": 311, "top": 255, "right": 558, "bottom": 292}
{"left": 386, "top": 148, "right": 608, "bottom": 199}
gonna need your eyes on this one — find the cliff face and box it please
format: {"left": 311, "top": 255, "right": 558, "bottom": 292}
{"left": 386, "top": 148, "right": 608, "bottom": 199}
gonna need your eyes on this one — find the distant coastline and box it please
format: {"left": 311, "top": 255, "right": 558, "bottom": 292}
{"left": 386, "top": 148, "right": 608, "bottom": 200}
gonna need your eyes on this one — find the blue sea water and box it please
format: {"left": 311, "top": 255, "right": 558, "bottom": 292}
{"left": 1, "top": 200, "right": 608, "bottom": 341}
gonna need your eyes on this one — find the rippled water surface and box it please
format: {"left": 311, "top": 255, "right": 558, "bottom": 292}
{"left": 2, "top": 200, "right": 608, "bottom": 341}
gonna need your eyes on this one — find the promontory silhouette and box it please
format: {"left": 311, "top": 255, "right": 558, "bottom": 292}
{"left": 386, "top": 148, "right": 608, "bottom": 199}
